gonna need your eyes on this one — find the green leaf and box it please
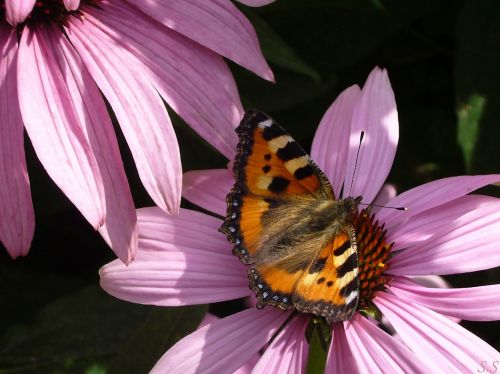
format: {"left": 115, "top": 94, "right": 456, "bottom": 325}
{"left": 457, "top": 94, "right": 486, "bottom": 172}
{"left": 0, "top": 285, "right": 151, "bottom": 374}
{"left": 108, "top": 305, "right": 208, "bottom": 374}
{"left": 245, "top": 11, "right": 320, "bottom": 82}
{"left": 84, "top": 364, "right": 107, "bottom": 374}
{"left": 455, "top": 0, "right": 500, "bottom": 173}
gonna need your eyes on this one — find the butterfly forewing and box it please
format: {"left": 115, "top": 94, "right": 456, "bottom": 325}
{"left": 220, "top": 110, "right": 333, "bottom": 263}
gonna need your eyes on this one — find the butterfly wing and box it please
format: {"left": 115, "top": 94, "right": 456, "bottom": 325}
{"left": 220, "top": 110, "right": 359, "bottom": 321}
{"left": 292, "top": 227, "right": 359, "bottom": 323}
{"left": 249, "top": 224, "right": 359, "bottom": 319}
{"left": 220, "top": 109, "right": 333, "bottom": 264}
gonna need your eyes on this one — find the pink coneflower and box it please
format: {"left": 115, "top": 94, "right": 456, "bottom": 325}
{"left": 0, "top": 0, "right": 273, "bottom": 262}
{"left": 100, "top": 68, "right": 500, "bottom": 372}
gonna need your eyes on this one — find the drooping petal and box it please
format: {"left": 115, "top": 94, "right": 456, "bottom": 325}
{"left": 183, "top": 169, "right": 233, "bottom": 217}
{"left": 388, "top": 195, "right": 500, "bottom": 275}
{"left": 52, "top": 28, "right": 138, "bottom": 263}
{"left": 252, "top": 316, "right": 309, "bottom": 374}
{"left": 150, "top": 308, "right": 289, "bottom": 374}
{"left": 80, "top": 1, "right": 241, "bottom": 159}
{"left": 0, "top": 25, "right": 34, "bottom": 258}
{"left": 311, "top": 85, "right": 360, "bottom": 198}
{"left": 344, "top": 67, "right": 398, "bottom": 203}
{"left": 410, "top": 275, "right": 451, "bottom": 289}
{"left": 325, "top": 323, "right": 358, "bottom": 374}
{"left": 376, "top": 292, "right": 500, "bottom": 373}
{"left": 343, "top": 315, "right": 431, "bottom": 373}
{"left": 236, "top": 0, "right": 276, "bottom": 6}
{"left": 408, "top": 275, "right": 461, "bottom": 323}
{"left": 17, "top": 25, "right": 106, "bottom": 229}
{"left": 123, "top": 0, "right": 274, "bottom": 81}
{"left": 372, "top": 183, "right": 397, "bottom": 206}
{"left": 376, "top": 174, "right": 500, "bottom": 228}
{"left": 66, "top": 17, "right": 182, "bottom": 214}
{"left": 100, "top": 208, "right": 250, "bottom": 306}
{"left": 389, "top": 277, "right": 500, "bottom": 321}
{"left": 4, "top": 0, "right": 35, "bottom": 25}
{"left": 388, "top": 194, "right": 495, "bottom": 250}
{"left": 63, "top": 0, "right": 80, "bottom": 11}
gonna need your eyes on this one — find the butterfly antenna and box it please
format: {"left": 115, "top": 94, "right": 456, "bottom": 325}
{"left": 359, "top": 202, "right": 407, "bottom": 211}
{"left": 348, "top": 131, "right": 365, "bottom": 197}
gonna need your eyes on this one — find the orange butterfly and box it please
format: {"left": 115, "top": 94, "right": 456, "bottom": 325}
{"left": 220, "top": 110, "right": 363, "bottom": 324}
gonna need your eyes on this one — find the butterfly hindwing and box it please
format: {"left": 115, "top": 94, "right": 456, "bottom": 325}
{"left": 292, "top": 227, "right": 359, "bottom": 323}
{"left": 220, "top": 110, "right": 333, "bottom": 263}
{"left": 248, "top": 265, "right": 302, "bottom": 310}
{"left": 248, "top": 225, "right": 359, "bottom": 321}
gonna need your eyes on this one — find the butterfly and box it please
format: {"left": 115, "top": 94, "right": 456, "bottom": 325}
{"left": 220, "top": 109, "right": 362, "bottom": 324}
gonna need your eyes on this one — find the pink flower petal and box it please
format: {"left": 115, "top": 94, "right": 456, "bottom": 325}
{"left": 345, "top": 67, "right": 398, "bottom": 203}
{"left": 373, "top": 183, "right": 397, "bottom": 206}
{"left": 100, "top": 208, "right": 250, "bottom": 306}
{"left": 388, "top": 195, "right": 500, "bottom": 275}
{"left": 311, "top": 85, "right": 361, "bottom": 198}
{"left": 4, "top": 0, "right": 35, "bottom": 25}
{"left": 253, "top": 316, "right": 309, "bottom": 374}
{"left": 63, "top": 0, "right": 80, "bottom": 11}
{"left": 81, "top": 1, "right": 241, "bottom": 159}
{"left": 236, "top": 0, "right": 276, "bottom": 6}
{"left": 150, "top": 308, "right": 290, "bottom": 374}
{"left": 410, "top": 275, "right": 451, "bottom": 289}
{"left": 198, "top": 313, "right": 219, "bottom": 327}
{"left": 376, "top": 292, "right": 500, "bottom": 373}
{"left": 123, "top": 0, "right": 274, "bottom": 81}
{"left": 325, "top": 323, "right": 358, "bottom": 373}
{"left": 51, "top": 29, "right": 138, "bottom": 263}
{"left": 376, "top": 174, "right": 500, "bottom": 228}
{"left": 0, "top": 25, "right": 34, "bottom": 258}
{"left": 343, "top": 314, "right": 432, "bottom": 373}
{"left": 409, "top": 275, "right": 461, "bottom": 323}
{"left": 388, "top": 194, "right": 494, "bottom": 250}
{"left": 17, "top": 24, "right": 106, "bottom": 229}
{"left": 199, "top": 314, "right": 260, "bottom": 374}
{"left": 389, "top": 276, "right": 500, "bottom": 321}
{"left": 183, "top": 169, "right": 233, "bottom": 217}
{"left": 66, "top": 17, "right": 182, "bottom": 214}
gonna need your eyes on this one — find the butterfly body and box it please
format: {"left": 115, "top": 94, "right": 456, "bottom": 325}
{"left": 252, "top": 195, "right": 360, "bottom": 268}
{"left": 221, "top": 110, "right": 361, "bottom": 324}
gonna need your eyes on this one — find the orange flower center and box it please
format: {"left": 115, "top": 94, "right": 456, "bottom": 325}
{"left": 352, "top": 208, "right": 393, "bottom": 311}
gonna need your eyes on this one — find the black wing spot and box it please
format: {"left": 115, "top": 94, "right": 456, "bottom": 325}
{"left": 262, "top": 165, "right": 271, "bottom": 173}
{"left": 264, "top": 153, "right": 272, "bottom": 161}
{"left": 340, "top": 278, "right": 358, "bottom": 297}
{"left": 294, "top": 165, "right": 314, "bottom": 180}
{"left": 268, "top": 176, "right": 290, "bottom": 193}
{"left": 276, "top": 142, "right": 304, "bottom": 161}
{"left": 336, "top": 252, "right": 357, "bottom": 278}
{"left": 317, "top": 277, "right": 326, "bottom": 284}
{"left": 333, "top": 241, "right": 351, "bottom": 256}
{"left": 262, "top": 125, "right": 283, "bottom": 141}
{"left": 326, "top": 281, "right": 334, "bottom": 287}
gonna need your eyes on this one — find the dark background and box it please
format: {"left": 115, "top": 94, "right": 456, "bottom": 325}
{"left": 2, "top": 0, "right": 500, "bottom": 372}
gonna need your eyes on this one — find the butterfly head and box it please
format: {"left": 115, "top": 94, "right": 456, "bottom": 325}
{"left": 342, "top": 196, "right": 363, "bottom": 213}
